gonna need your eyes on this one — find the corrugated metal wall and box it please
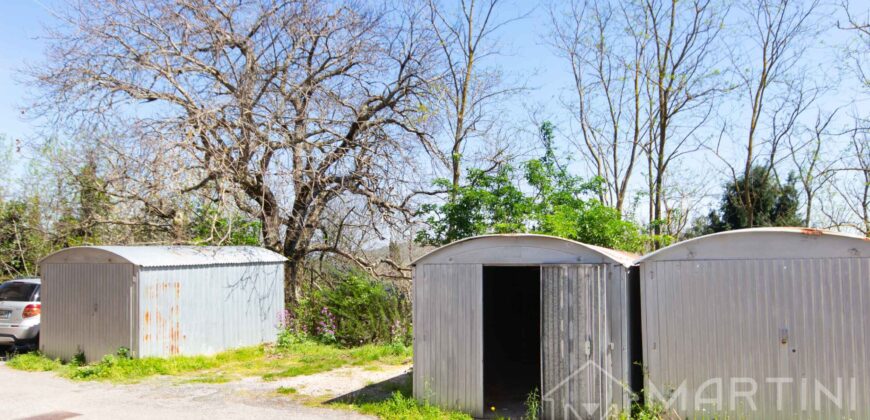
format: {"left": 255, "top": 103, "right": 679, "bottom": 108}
{"left": 641, "top": 257, "right": 870, "bottom": 419}
{"left": 41, "top": 263, "right": 134, "bottom": 362}
{"left": 542, "top": 264, "right": 618, "bottom": 420}
{"left": 137, "top": 263, "right": 284, "bottom": 357}
{"left": 413, "top": 263, "right": 484, "bottom": 417}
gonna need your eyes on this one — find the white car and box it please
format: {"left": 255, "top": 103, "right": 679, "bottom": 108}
{"left": 0, "top": 278, "right": 41, "bottom": 348}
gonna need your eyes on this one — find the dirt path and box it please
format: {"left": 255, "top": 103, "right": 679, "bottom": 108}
{"left": 236, "top": 363, "right": 412, "bottom": 400}
{"left": 0, "top": 361, "right": 409, "bottom": 420}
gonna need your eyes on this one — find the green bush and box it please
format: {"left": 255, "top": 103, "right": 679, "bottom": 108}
{"left": 292, "top": 269, "right": 411, "bottom": 347}
{"left": 6, "top": 352, "right": 63, "bottom": 371}
{"left": 346, "top": 390, "right": 471, "bottom": 420}
{"left": 415, "top": 122, "right": 655, "bottom": 253}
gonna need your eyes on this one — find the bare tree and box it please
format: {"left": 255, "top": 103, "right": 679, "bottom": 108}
{"left": 840, "top": 0, "right": 870, "bottom": 94}
{"left": 28, "top": 0, "right": 439, "bottom": 301}
{"left": 823, "top": 124, "right": 870, "bottom": 235}
{"left": 548, "top": 0, "right": 648, "bottom": 213}
{"left": 644, "top": 0, "right": 727, "bottom": 246}
{"left": 787, "top": 109, "right": 841, "bottom": 226}
{"left": 427, "top": 0, "right": 522, "bottom": 190}
{"left": 727, "top": 0, "right": 821, "bottom": 227}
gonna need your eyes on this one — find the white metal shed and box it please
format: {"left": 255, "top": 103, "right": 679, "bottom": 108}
{"left": 40, "top": 246, "right": 285, "bottom": 361}
{"left": 637, "top": 228, "right": 870, "bottom": 418}
{"left": 412, "top": 234, "right": 640, "bottom": 419}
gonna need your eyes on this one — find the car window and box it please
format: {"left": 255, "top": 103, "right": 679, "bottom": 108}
{"left": 0, "top": 282, "right": 39, "bottom": 302}
{"left": 32, "top": 285, "right": 41, "bottom": 302}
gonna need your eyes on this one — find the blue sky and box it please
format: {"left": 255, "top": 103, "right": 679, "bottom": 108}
{"left": 1, "top": 0, "right": 866, "bottom": 224}
{"left": 1, "top": 1, "right": 52, "bottom": 165}
{"left": 0, "top": 0, "right": 571, "bottom": 184}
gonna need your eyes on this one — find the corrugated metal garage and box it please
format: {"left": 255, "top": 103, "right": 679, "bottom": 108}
{"left": 637, "top": 227, "right": 870, "bottom": 419}
{"left": 40, "top": 246, "right": 285, "bottom": 361}
{"left": 412, "top": 234, "right": 639, "bottom": 419}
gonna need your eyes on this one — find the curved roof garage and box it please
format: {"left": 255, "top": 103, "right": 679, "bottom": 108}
{"left": 412, "top": 234, "right": 640, "bottom": 418}
{"left": 636, "top": 228, "right": 869, "bottom": 419}
{"left": 39, "top": 246, "right": 286, "bottom": 361}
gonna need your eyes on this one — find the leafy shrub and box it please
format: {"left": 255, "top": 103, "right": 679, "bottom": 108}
{"left": 291, "top": 269, "right": 411, "bottom": 347}
{"left": 415, "top": 123, "right": 655, "bottom": 253}
{"left": 6, "top": 352, "right": 63, "bottom": 371}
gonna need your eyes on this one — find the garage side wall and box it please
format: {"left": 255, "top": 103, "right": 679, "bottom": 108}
{"left": 137, "top": 263, "right": 284, "bottom": 357}
{"left": 41, "top": 263, "right": 134, "bottom": 361}
{"left": 413, "top": 263, "right": 484, "bottom": 416}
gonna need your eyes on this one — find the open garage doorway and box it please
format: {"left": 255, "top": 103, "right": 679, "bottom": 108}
{"left": 483, "top": 266, "right": 541, "bottom": 417}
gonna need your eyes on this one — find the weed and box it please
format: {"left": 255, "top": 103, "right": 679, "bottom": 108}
{"left": 72, "top": 350, "right": 86, "bottom": 366}
{"left": 611, "top": 399, "right": 669, "bottom": 420}
{"left": 524, "top": 387, "right": 540, "bottom": 420}
{"left": 6, "top": 352, "right": 64, "bottom": 372}
{"left": 340, "top": 390, "right": 470, "bottom": 420}
{"left": 277, "top": 386, "right": 297, "bottom": 394}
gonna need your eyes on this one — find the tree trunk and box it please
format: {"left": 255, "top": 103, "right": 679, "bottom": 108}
{"left": 284, "top": 258, "right": 303, "bottom": 307}
{"left": 804, "top": 192, "right": 813, "bottom": 227}
{"left": 451, "top": 143, "right": 462, "bottom": 190}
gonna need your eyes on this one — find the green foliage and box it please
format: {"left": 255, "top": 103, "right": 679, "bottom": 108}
{"left": 266, "top": 335, "right": 411, "bottom": 380}
{"left": 611, "top": 400, "right": 669, "bottom": 420}
{"left": 416, "top": 123, "right": 649, "bottom": 253}
{"left": 6, "top": 352, "right": 63, "bottom": 371}
{"left": 292, "top": 269, "right": 411, "bottom": 347}
{"left": 277, "top": 386, "right": 297, "bottom": 394}
{"left": 0, "top": 152, "right": 117, "bottom": 280}
{"left": 340, "top": 389, "right": 471, "bottom": 420}
{"left": 525, "top": 387, "right": 541, "bottom": 420}
{"left": 693, "top": 166, "right": 802, "bottom": 235}
{"left": 0, "top": 198, "right": 48, "bottom": 279}
{"left": 187, "top": 205, "right": 262, "bottom": 246}
{"left": 8, "top": 340, "right": 411, "bottom": 383}
{"left": 355, "top": 391, "right": 471, "bottom": 420}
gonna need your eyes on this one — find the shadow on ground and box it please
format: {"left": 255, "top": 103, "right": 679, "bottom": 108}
{"left": 0, "top": 344, "right": 37, "bottom": 361}
{"left": 325, "top": 371, "right": 412, "bottom": 405}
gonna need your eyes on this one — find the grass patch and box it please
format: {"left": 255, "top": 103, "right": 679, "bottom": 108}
{"left": 356, "top": 391, "right": 469, "bottom": 420}
{"left": 6, "top": 338, "right": 411, "bottom": 384}
{"left": 6, "top": 352, "right": 64, "bottom": 372}
{"left": 339, "top": 390, "right": 471, "bottom": 420}
{"left": 262, "top": 341, "right": 411, "bottom": 381}
{"left": 330, "top": 375, "right": 469, "bottom": 420}
{"left": 277, "top": 386, "right": 297, "bottom": 395}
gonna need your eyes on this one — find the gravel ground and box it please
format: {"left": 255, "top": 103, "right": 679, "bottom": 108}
{"left": 0, "top": 361, "right": 384, "bottom": 420}
{"left": 236, "top": 364, "right": 412, "bottom": 399}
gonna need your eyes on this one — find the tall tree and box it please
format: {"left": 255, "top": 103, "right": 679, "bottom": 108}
{"left": 548, "top": 0, "right": 648, "bottom": 214}
{"left": 427, "top": 0, "right": 521, "bottom": 190}
{"left": 822, "top": 125, "right": 870, "bottom": 235}
{"left": 28, "top": 0, "right": 439, "bottom": 301}
{"left": 728, "top": 0, "right": 820, "bottom": 227}
{"left": 697, "top": 165, "right": 802, "bottom": 233}
{"left": 787, "top": 109, "right": 840, "bottom": 227}
{"left": 644, "top": 0, "right": 727, "bottom": 246}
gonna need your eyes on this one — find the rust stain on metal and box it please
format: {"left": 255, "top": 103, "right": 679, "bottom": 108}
{"left": 175, "top": 282, "right": 181, "bottom": 299}
{"left": 144, "top": 311, "right": 151, "bottom": 324}
{"left": 800, "top": 228, "right": 823, "bottom": 236}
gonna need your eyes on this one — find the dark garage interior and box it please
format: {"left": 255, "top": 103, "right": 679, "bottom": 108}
{"left": 483, "top": 266, "right": 541, "bottom": 416}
